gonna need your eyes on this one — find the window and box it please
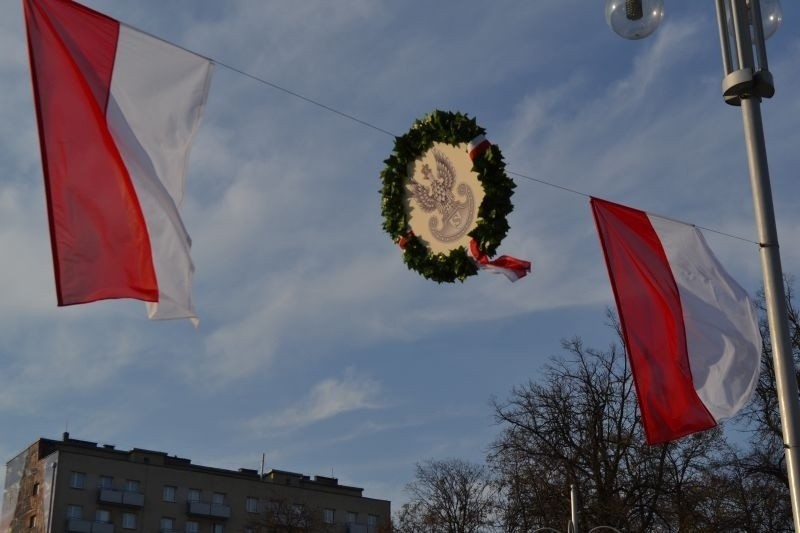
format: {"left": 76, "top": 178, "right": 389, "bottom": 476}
{"left": 69, "top": 471, "right": 86, "bottom": 489}
{"left": 66, "top": 505, "right": 82, "bottom": 520}
{"left": 346, "top": 511, "right": 357, "bottom": 523}
{"left": 368, "top": 514, "right": 379, "bottom": 527}
{"left": 265, "top": 500, "right": 279, "bottom": 512}
{"left": 188, "top": 488, "right": 201, "bottom": 502}
{"left": 212, "top": 492, "right": 225, "bottom": 505}
{"left": 244, "top": 529, "right": 254, "bottom": 533}
{"left": 160, "top": 517, "right": 175, "bottom": 531}
{"left": 125, "top": 479, "right": 141, "bottom": 493}
{"left": 163, "top": 485, "right": 177, "bottom": 502}
{"left": 245, "top": 496, "right": 258, "bottom": 513}
{"left": 122, "top": 512, "right": 137, "bottom": 529}
{"left": 212, "top": 525, "right": 224, "bottom": 533}
{"left": 95, "top": 509, "right": 110, "bottom": 523}
{"left": 98, "top": 475, "right": 113, "bottom": 489}
{"left": 323, "top": 508, "right": 335, "bottom": 524}
{"left": 185, "top": 521, "right": 199, "bottom": 533}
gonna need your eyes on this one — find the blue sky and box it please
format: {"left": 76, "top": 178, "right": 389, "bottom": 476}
{"left": 1, "top": 0, "right": 799, "bottom": 510}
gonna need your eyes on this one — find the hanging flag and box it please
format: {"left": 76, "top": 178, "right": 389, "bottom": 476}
{"left": 23, "top": 0, "right": 213, "bottom": 324}
{"left": 591, "top": 197, "right": 761, "bottom": 444}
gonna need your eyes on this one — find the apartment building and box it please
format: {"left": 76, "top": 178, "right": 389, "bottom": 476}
{"left": 1, "top": 434, "right": 390, "bottom": 533}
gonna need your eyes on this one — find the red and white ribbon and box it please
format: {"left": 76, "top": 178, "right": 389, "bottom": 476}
{"left": 468, "top": 239, "right": 531, "bottom": 282}
{"left": 466, "top": 135, "right": 531, "bottom": 281}
{"left": 468, "top": 134, "right": 492, "bottom": 161}
{"left": 397, "top": 231, "right": 414, "bottom": 250}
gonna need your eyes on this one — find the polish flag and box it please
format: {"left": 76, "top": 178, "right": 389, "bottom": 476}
{"left": 24, "top": 0, "right": 214, "bottom": 324}
{"left": 591, "top": 198, "right": 761, "bottom": 444}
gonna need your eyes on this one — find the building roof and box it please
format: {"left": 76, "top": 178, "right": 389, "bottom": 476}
{"left": 24, "top": 433, "right": 373, "bottom": 499}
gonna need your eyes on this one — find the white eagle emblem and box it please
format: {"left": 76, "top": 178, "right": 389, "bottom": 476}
{"left": 408, "top": 149, "right": 475, "bottom": 243}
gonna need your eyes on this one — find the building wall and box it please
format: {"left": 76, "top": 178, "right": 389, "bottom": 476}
{"left": 1, "top": 444, "right": 42, "bottom": 532}
{"left": 2, "top": 438, "right": 390, "bottom": 533}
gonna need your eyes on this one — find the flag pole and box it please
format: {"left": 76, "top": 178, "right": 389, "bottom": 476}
{"left": 716, "top": 0, "right": 800, "bottom": 528}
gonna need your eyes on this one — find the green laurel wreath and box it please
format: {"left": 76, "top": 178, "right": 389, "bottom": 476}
{"left": 380, "top": 110, "right": 516, "bottom": 283}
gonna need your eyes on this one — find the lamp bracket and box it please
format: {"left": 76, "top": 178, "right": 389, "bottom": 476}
{"left": 722, "top": 68, "right": 775, "bottom": 106}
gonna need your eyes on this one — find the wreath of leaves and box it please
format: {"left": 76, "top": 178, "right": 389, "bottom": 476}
{"left": 380, "top": 110, "right": 516, "bottom": 283}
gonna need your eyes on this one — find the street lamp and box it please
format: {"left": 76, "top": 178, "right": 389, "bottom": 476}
{"left": 605, "top": 0, "right": 783, "bottom": 40}
{"left": 604, "top": 0, "right": 664, "bottom": 39}
{"left": 605, "top": 0, "right": 800, "bottom": 530}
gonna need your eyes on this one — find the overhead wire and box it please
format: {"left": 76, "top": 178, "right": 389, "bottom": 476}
{"left": 214, "top": 60, "right": 398, "bottom": 139}
{"left": 211, "top": 60, "right": 759, "bottom": 246}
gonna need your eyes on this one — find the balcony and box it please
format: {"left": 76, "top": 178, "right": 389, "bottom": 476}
{"left": 66, "top": 520, "right": 91, "bottom": 533}
{"left": 97, "top": 488, "right": 145, "bottom": 508}
{"left": 66, "top": 520, "right": 115, "bottom": 533}
{"left": 187, "top": 501, "right": 231, "bottom": 519}
{"left": 93, "top": 523, "right": 115, "bottom": 533}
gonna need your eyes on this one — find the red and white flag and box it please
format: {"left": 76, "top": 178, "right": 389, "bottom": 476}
{"left": 24, "top": 0, "right": 213, "bottom": 324}
{"left": 591, "top": 197, "right": 761, "bottom": 444}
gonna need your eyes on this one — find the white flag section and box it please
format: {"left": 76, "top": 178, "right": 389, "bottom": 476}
{"left": 109, "top": 26, "right": 213, "bottom": 324}
{"left": 24, "top": 0, "right": 213, "bottom": 324}
{"left": 591, "top": 198, "right": 762, "bottom": 444}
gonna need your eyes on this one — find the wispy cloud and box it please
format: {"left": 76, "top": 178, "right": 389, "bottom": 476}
{"left": 0, "top": 324, "right": 143, "bottom": 413}
{"left": 246, "top": 369, "right": 383, "bottom": 434}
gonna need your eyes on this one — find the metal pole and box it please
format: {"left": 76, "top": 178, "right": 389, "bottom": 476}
{"left": 724, "top": 0, "right": 800, "bottom": 529}
{"left": 570, "top": 484, "right": 580, "bottom": 533}
{"left": 740, "top": 95, "right": 800, "bottom": 530}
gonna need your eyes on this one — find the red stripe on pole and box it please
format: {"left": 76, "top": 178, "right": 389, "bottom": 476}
{"left": 24, "top": 0, "right": 157, "bottom": 305}
{"left": 591, "top": 198, "right": 715, "bottom": 444}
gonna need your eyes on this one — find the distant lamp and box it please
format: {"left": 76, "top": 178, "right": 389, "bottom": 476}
{"left": 760, "top": 0, "right": 783, "bottom": 38}
{"left": 605, "top": 0, "right": 665, "bottom": 40}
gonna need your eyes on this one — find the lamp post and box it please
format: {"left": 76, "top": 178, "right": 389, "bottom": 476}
{"left": 605, "top": 0, "right": 800, "bottom": 529}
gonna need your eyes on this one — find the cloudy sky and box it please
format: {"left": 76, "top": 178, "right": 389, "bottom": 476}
{"left": 2, "top": 0, "right": 799, "bottom": 511}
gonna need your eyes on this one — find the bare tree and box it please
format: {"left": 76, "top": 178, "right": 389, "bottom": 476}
{"left": 727, "top": 277, "right": 800, "bottom": 531}
{"left": 693, "top": 449, "right": 793, "bottom": 532}
{"left": 394, "top": 286, "right": 799, "bottom": 532}
{"left": 394, "top": 458, "right": 498, "bottom": 533}
{"left": 744, "top": 278, "right": 800, "bottom": 471}
{"left": 488, "top": 314, "right": 733, "bottom": 532}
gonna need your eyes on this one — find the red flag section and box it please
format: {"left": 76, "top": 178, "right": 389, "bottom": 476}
{"left": 24, "top": 0, "right": 157, "bottom": 305}
{"left": 591, "top": 198, "right": 760, "bottom": 444}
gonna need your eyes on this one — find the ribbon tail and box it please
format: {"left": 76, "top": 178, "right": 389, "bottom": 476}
{"left": 481, "top": 255, "right": 531, "bottom": 282}
{"left": 468, "top": 239, "right": 531, "bottom": 282}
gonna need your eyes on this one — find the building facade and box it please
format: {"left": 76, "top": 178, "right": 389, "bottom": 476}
{"left": 1, "top": 435, "right": 390, "bottom": 533}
